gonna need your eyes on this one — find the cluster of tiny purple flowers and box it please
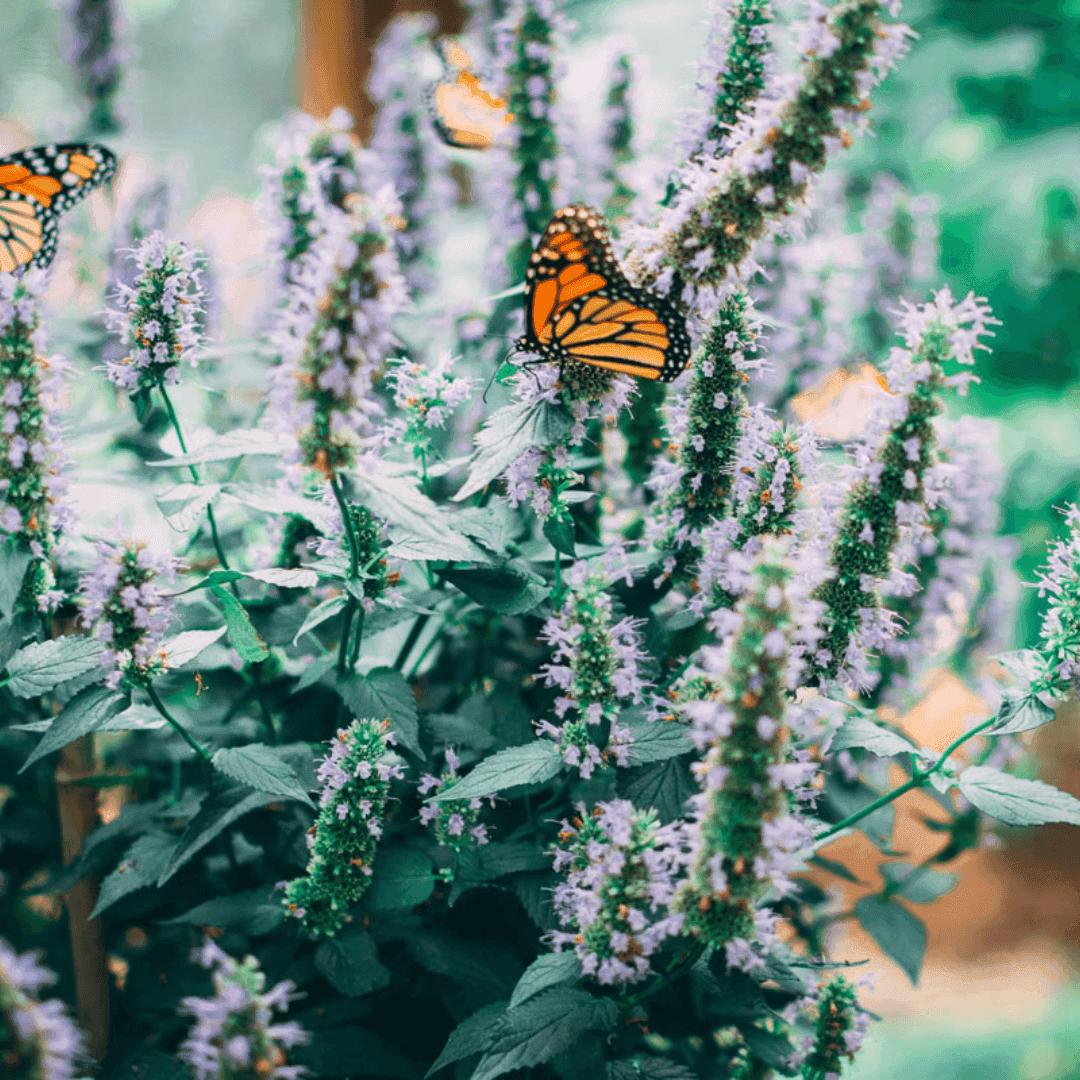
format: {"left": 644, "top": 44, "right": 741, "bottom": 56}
{"left": 418, "top": 747, "right": 491, "bottom": 857}
{"left": 178, "top": 938, "right": 309, "bottom": 1080}
{"left": 104, "top": 232, "right": 205, "bottom": 393}
{"left": 548, "top": 799, "right": 685, "bottom": 985}
{"left": 78, "top": 538, "right": 182, "bottom": 689}
{"left": 0, "top": 936, "right": 86, "bottom": 1080}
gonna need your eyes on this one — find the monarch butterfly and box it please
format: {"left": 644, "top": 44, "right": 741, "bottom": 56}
{"left": 0, "top": 143, "right": 116, "bottom": 274}
{"left": 516, "top": 204, "right": 692, "bottom": 383}
{"left": 428, "top": 40, "right": 513, "bottom": 151}
{"left": 789, "top": 363, "right": 892, "bottom": 442}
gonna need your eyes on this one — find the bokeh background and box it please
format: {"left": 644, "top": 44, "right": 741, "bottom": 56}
{"left": 3, "top": 0, "right": 1080, "bottom": 1075}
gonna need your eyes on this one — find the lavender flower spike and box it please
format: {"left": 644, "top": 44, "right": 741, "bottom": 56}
{"left": 179, "top": 938, "right": 309, "bottom": 1080}
{"left": 0, "top": 935, "right": 87, "bottom": 1080}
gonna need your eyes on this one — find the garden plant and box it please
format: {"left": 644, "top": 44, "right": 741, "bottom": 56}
{"left": 1, "top": 0, "right": 1079, "bottom": 1078}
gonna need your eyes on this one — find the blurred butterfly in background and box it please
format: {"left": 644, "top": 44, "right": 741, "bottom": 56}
{"left": 0, "top": 143, "right": 116, "bottom": 273}
{"left": 516, "top": 204, "right": 692, "bottom": 382}
{"left": 428, "top": 39, "right": 514, "bottom": 151}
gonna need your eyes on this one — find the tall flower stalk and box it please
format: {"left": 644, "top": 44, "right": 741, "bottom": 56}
{"left": 59, "top": 0, "right": 124, "bottom": 135}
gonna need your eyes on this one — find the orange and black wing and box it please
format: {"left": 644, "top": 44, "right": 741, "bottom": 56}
{"left": 0, "top": 143, "right": 116, "bottom": 273}
{"left": 519, "top": 204, "right": 692, "bottom": 383}
{"left": 427, "top": 39, "right": 513, "bottom": 151}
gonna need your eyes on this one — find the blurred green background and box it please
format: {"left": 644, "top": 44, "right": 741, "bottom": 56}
{"left": 2, "top": 0, "right": 1080, "bottom": 1072}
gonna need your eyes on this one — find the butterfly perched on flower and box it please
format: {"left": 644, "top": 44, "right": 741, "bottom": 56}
{"left": 0, "top": 143, "right": 116, "bottom": 274}
{"left": 516, "top": 204, "right": 692, "bottom": 383}
{"left": 428, "top": 40, "right": 513, "bottom": 151}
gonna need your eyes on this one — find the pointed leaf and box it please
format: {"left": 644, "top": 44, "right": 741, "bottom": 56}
{"left": 440, "top": 564, "right": 548, "bottom": 614}
{"left": 211, "top": 745, "right": 314, "bottom": 808}
{"left": 0, "top": 538, "right": 32, "bottom": 618}
{"left": 157, "top": 483, "right": 222, "bottom": 532}
{"left": 543, "top": 513, "right": 576, "bottom": 558}
{"left": 161, "top": 627, "right": 228, "bottom": 668}
{"left": 291, "top": 654, "right": 334, "bottom": 693}
{"left": 6, "top": 636, "right": 105, "bottom": 698}
{"left": 210, "top": 585, "right": 269, "bottom": 662}
{"left": 366, "top": 847, "right": 434, "bottom": 910}
{"left": 244, "top": 567, "right": 319, "bottom": 589}
{"left": 828, "top": 715, "right": 918, "bottom": 759}
{"left": 164, "top": 888, "right": 286, "bottom": 936}
{"left": 315, "top": 928, "right": 391, "bottom": 997}
{"left": 426, "top": 1002, "right": 508, "bottom": 1077}
{"left": 291, "top": 594, "right": 347, "bottom": 646}
{"left": 149, "top": 428, "right": 293, "bottom": 466}
{"left": 879, "top": 861, "right": 957, "bottom": 904}
{"left": 984, "top": 688, "right": 1057, "bottom": 736}
{"left": 624, "top": 718, "right": 693, "bottom": 765}
{"left": 958, "top": 765, "right": 1080, "bottom": 827}
{"left": 339, "top": 667, "right": 421, "bottom": 758}
{"left": 854, "top": 896, "right": 926, "bottom": 985}
{"left": 509, "top": 953, "right": 580, "bottom": 1008}
{"left": 427, "top": 741, "right": 562, "bottom": 802}
{"left": 90, "top": 834, "right": 179, "bottom": 919}
{"left": 20, "top": 687, "right": 130, "bottom": 772}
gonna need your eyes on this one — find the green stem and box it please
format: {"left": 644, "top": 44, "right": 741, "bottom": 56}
{"left": 146, "top": 682, "right": 211, "bottom": 763}
{"left": 622, "top": 942, "right": 706, "bottom": 1011}
{"left": 394, "top": 614, "right": 430, "bottom": 673}
{"left": 337, "top": 597, "right": 357, "bottom": 676}
{"left": 348, "top": 606, "right": 365, "bottom": 670}
{"left": 814, "top": 714, "right": 1002, "bottom": 845}
{"left": 158, "top": 382, "right": 231, "bottom": 573}
{"left": 329, "top": 475, "right": 360, "bottom": 579}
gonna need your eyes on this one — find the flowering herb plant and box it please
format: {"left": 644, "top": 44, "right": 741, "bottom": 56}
{"left": 2, "top": 2, "right": 1079, "bottom": 1079}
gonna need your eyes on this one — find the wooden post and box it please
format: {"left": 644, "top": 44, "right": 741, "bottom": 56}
{"left": 298, "top": 0, "right": 467, "bottom": 141}
{"left": 55, "top": 736, "right": 110, "bottom": 1060}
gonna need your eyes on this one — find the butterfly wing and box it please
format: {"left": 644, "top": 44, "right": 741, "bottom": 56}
{"left": 0, "top": 143, "right": 116, "bottom": 273}
{"left": 520, "top": 204, "right": 691, "bottom": 383}
{"left": 428, "top": 40, "right": 513, "bottom": 150}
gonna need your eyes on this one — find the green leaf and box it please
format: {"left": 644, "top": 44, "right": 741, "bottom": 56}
{"left": 428, "top": 741, "right": 562, "bottom": 802}
{"left": 879, "top": 861, "right": 957, "bottom": 904}
{"left": 738, "top": 1024, "right": 797, "bottom": 1071}
{"left": 163, "top": 888, "right": 287, "bottom": 935}
{"left": 149, "top": 428, "right": 293, "bottom": 467}
{"left": 245, "top": 567, "right": 319, "bottom": 589}
{"left": 407, "top": 932, "right": 522, "bottom": 1004}
{"left": 292, "top": 654, "right": 334, "bottom": 693}
{"left": 607, "top": 1059, "right": 700, "bottom": 1080}
{"left": 314, "top": 929, "right": 391, "bottom": 997}
{"left": 366, "top": 847, "right": 434, "bottom": 910}
{"left": 822, "top": 774, "right": 895, "bottom": 850}
{"left": 984, "top": 688, "right": 1057, "bottom": 736}
{"left": 828, "top": 715, "right": 918, "bottom": 759}
{"left": 158, "top": 787, "right": 278, "bottom": 886}
{"left": 994, "top": 649, "right": 1049, "bottom": 686}
{"left": 452, "top": 506, "right": 518, "bottom": 555}
{"left": 161, "top": 627, "right": 228, "bottom": 668}
{"left": 854, "top": 896, "right": 926, "bottom": 985}
{"left": 211, "top": 745, "right": 314, "bottom": 807}
{"left": 339, "top": 667, "right": 421, "bottom": 758}
{"left": 624, "top": 718, "right": 693, "bottom": 765}
{"left": 6, "top": 636, "right": 105, "bottom": 698}
{"left": 426, "top": 1002, "right": 509, "bottom": 1077}
{"left": 454, "top": 397, "right": 574, "bottom": 503}
{"left": 291, "top": 594, "right": 348, "bottom": 646}
{"left": 440, "top": 564, "right": 548, "bottom": 614}
{"left": 0, "top": 537, "right": 32, "bottom": 618}
{"left": 20, "top": 687, "right": 130, "bottom": 772}
{"left": 617, "top": 757, "right": 695, "bottom": 823}
{"left": 157, "top": 482, "right": 222, "bottom": 532}
{"left": 543, "top": 513, "right": 576, "bottom": 558}
{"left": 509, "top": 953, "right": 580, "bottom": 1008}
{"left": 90, "top": 834, "right": 179, "bottom": 920}
{"left": 958, "top": 765, "right": 1080, "bottom": 827}
{"left": 292, "top": 1027, "right": 419, "bottom": 1079}
{"left": 210, "top": 585, "right": 269, "bottom": 662}
{"left": 809, "top": 853, "right": 862, "bottom": 884}
{"left": 471, "top": 988, "right": 618, "bottom": 1080}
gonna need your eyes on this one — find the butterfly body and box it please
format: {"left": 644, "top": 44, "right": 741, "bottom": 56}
{"left": 517, "top": 204, "right": 692, "bottom": 384}
{"left": 0, "top": 143, "right": 116, "bottom": 273}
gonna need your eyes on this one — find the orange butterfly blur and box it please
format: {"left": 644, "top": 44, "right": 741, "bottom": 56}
{"left": 516, "top": 205, "right": 692, "bottom": 383}
{"left": 428, "top": 40, "right": 514, "bottom": 151}
{"left": 0, "top": 143, "right": 115, "bottom": 274}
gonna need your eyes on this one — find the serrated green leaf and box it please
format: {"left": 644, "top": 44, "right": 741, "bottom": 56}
{"left": 163, "top": 888, "right": 286, "bottom": 936}
{"left": 607, "top": 1059, "right": 700, "bottom": 1080}
{"left": 426, "top": 1002, "right": 509, "bottom": 1077}
{"left": 210, "top": 585, "right": 269, "bottom": 662}
{"left": 291, "top": 654, "right": 334, "bottom": 693}
{"left": 440, "top": 564, "right": 548, "bottom": 614}
{"left": 314, "top": 929, "right": 391, "bottom": 996}
{"left": 6, "top": 636, "right": 105, "bottom": 698}
{"left": 543, "top": 513, "right": 576, "bottom": 557}
{"left": 509, "top": 953, "right": 580, "bottom": 1008}
{"left": 245, "top": 567, "right": 319, "bottom": 589}
{"left": 428, "top": 741, "right": 562, "bottom": 802}
{"left": 20, "top": 687, "right": 130, "bottom": 772}
{"left": 617, "top": 756, "right": 695, "bottom": 823}
{"left": 339, "top": 667, "right": 421, "bottom": 758}
{"left": 407, "top": 932, "right": 522, "bottom": 1005}
{"left": 879, "top": 861, "right": 957, "bottom": 904}
{"left": 149, "top": 428, "right": 293, "bottom": 467}
{"left": 211, "top": 745, "right": 314, "bottom": 807}
{"left": 471, "top": 988, "right": 618, "bottom": 1080}
{"left": 0, "top": 538, "right": 32, "bottom": 618}
{"left": 984, "top": 688, "right": 1057, "bottom": 736}
{"left": 854, "top": 896, "right": 926, "bottom": 985}
{"left": 161, "top": 627, "right": 228, "bottom": 668}
{"left": 157, "top": 482, "right": 223, "bottom": 532}
{"left": 158, "top": 787, "right": 278, "bottom": 885}
{"left": 366, "top": 847, "right": 434, "bottom": 910}
{"left": 828, "top": 715, "right": 918, "bottom": 759}
{"left": 291, "top": 594, "right": 347, "bottom": 645}
{"left": 958, "top": 765, "right": 1080, "bottom": 827}
{"left": 994, "top": 649, "right": 1049, "bottom": 686}
{"left": 624, "top": 718, "right": 693, "bottom": 765}
{"left": 454, "top": 397, "right": 575, "bottom": 503}
{"left": 90, "top": 834, "right": 179, "bottom": 920}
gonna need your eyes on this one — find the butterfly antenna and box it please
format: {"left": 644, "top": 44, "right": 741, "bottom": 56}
{"left": 482, "top": 343, "right": 516, "bottom": 404}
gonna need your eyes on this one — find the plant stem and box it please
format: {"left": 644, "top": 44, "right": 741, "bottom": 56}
{"left": 337, "top": 598, "right": 357, "bottom": 676}
{"left": 158, "top": 382, "right": 231, "bottom": 573}
{"left": 394, "top": 614, "right": 430, "bottom": 672}
{"left": 146, "top": 682, "right": 211, "bottom": 763}
{"left": 622, "top": 941, "right": 706, "bottom": 1011}
{"left": 330, "top": 474, "right": 360, "bottom": 579}
{"left": 813, "top": 714, "right": 1002, "bottom": 844}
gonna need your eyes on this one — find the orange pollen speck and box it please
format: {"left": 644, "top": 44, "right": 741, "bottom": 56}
{"left": 840, "top": 130, "right": 854, "bottom": 148}
{"left": 724, "top": 222, "right": 738, "bottom": 236}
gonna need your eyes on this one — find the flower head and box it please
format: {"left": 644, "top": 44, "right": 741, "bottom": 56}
{"left": 179, "top": 939, "right": 309, "bottom": 1080}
